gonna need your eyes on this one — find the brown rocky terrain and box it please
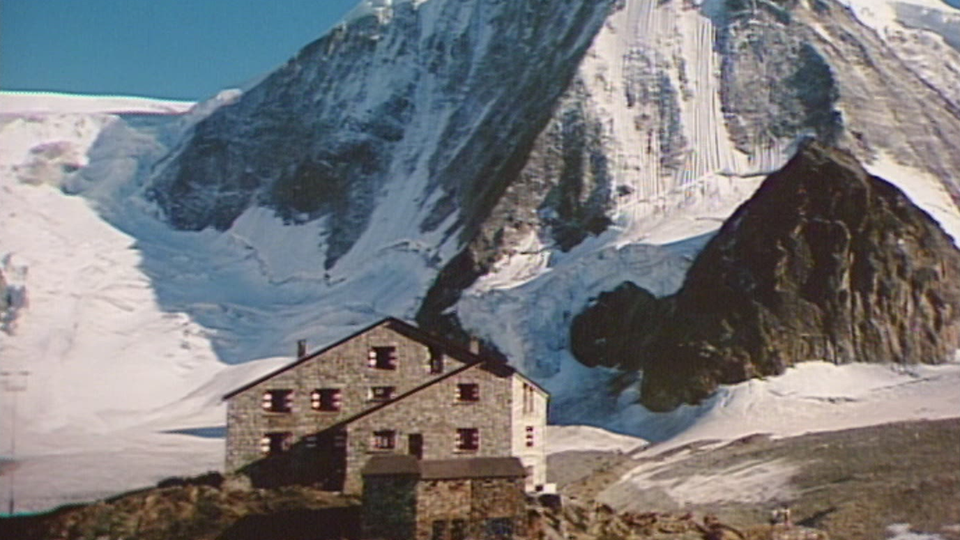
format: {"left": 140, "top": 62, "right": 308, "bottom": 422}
{"left": 551, "top": 418, "right": 960, "bottom": 540}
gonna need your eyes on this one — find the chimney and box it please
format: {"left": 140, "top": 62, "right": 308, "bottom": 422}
{"left": 296, "top": 339, "right": 307, "bottom": 358}
{"left": 469, "top": 337, "right": 480, "bottom": 355}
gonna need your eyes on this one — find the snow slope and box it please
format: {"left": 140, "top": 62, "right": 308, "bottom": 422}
{"left": 2, "top": 0, "right": 960, "bottom": 511}
{"left": 0, "top": 91, "right": 293, "bottom": 511}
{"left": 587, "top": 361, "right": 960, "bottom": 513}
{"left": 546, "top": 425, "right": 648, "bottom": 455}
{"left": 0, "top": 92, "right": 960, "bottom": 510}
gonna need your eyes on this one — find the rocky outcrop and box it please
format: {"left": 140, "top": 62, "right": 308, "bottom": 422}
{"left": 571, "top": 143, "right": 960, "bottom": 411}
{"left": 570, "top": 282, "right": 669, "bottom": 369}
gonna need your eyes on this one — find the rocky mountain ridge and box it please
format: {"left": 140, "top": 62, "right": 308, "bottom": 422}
{"left": 6, "top": 0, "right": 958, "bottom": 432}
{"left": 572, "top": 143, "right": 960, "bottom": 411}
{"left": 138, "top": 0, "right": 960, "bottom": 379}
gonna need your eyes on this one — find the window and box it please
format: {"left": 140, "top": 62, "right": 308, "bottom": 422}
{"left": 451, "top": 519, "right": 467, "bottom": 540}
{"left": 261, "top": 389, "right": 294, "bottom": 413}
{"left": 431, "top": 520, "right": 447, "bottom": 540}
{"left": 372, "top": 430, "right": 396, "bottom": 450}
{"left": 456, "top": 383, "right": 480, "bottom": 402}
{"left": 409, "top": 433, "right": 424, "bottom": 459}
{"left": 456, "top": 428, "right": 479, "bottom": 452}
{"left": 260, "top": 432, "right": 292, "bottom": 455}
{"left": 311, "top": 388, "right": 342, "bottom": 411}
{"left": 485, "top": 518, "right": 514, "bottom": 540}
{"left": 525, "top": 426, "right": 535, "bottom": 447}
{"left": 369, "top": 386, "right": 395, "bottom": 401}
{"left": 428, "top": 346, "right": 444, "bottom": 374}
{"left": 368, "top": 346, "right": 397, "bottom": 370}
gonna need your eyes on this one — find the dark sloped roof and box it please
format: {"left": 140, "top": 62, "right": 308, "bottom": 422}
{"left": 222, "top": 317, "right": 548, "bottom": 400}
{"left": 362, "top": 456, "right": 526, "bottom": 479}
{"left": 420, "top": 457, "right": 526, "bottom": 479}
{"left": 318, "top": 359, "right": 479, "bottom": 433}
{"left": 362, "top": 454, "right": 420, "bottom": 476}
{"left": 223, "top": 318, "right": 392, "bottom": 400}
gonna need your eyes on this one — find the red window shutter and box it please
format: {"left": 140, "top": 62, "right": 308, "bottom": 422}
{"left": 332, "top": 390, "right": 342, "bottom": 409}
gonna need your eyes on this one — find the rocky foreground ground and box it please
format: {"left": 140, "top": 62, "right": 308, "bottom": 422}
{"left": 0, "top": 418, "right": 956, "bottom": 540}
{"left": 551, "top": 418, "right": 960, "bottom": 540}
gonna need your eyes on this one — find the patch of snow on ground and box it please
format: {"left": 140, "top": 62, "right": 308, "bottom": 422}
{"left": 611, "top": 361, "right": 960, "bottom": 451}
{"left": 1, "top": 431, "right": 223, "bottom": 513}
{"left": 600, "top": 457, "right": 799, "bottom": 510}
{"left": 886, "top": 523, "right": 955, "bottom": 540}
{"left": 546, "top": 425, "right": 648, "bottom": 455}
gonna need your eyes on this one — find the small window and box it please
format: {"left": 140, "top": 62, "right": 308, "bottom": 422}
{"left": 431, "top": 520, "right": 447, "bottom": 540}
{"left": 260, "top": 431, "right": 292, "bottom": 455}
{"left": 428, "top": 346, "right": 444, "bottom": 374}
{"left": 451, "top": 519, "right": 467, "bottom": 540}
{"left": 409, "top": 433, "right": 424, "bottom": 459}
{"left": 456, "top": 383, "right": 479, "bottom": 402}
{"left": 261, "top": 389, "right": 294, "bottom": 413}
{"left": 369, "top": 386, "right": 395, "bottom": 401}
{"left": 372, "top": 430, "right": 396, "bottom": 450}
{"left": 368, "top": 346, "right": 397, "bottom": 370}
{"left": 525, "top": 426, "right": 535, "bottom": 447}
{"left": 456, "top": 428, "right": 479, "bottom": 452}
{"left": 311, "top": 388, "right": 342, "bottom": 411}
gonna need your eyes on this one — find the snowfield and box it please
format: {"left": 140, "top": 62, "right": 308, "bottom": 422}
{"left": 613, "top": 361, "right": 960, "bottom": 451}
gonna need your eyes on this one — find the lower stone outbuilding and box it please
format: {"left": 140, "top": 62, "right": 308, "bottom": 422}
{"left": 362, "top": 455, "right": 527, "bottom": 540}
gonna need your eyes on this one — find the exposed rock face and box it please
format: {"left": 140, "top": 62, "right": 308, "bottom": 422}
{"left": 136, "top": 0, "right": 960, "bottom": 402}
{"left": 147, "top": 0, "right": 615, "bottom": 269}
{"left": 570, "top": 282, "right": 668, "bottom": 369}
{"left": 144, "top": 0, "right": 960, "bottom": 286}
{"left": 572, "top": 143, "right": 960, "bottom": 411}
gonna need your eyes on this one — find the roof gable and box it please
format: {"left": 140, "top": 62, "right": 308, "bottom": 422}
{"left": 221, "top": 317, "right": 548, "bottom": 400}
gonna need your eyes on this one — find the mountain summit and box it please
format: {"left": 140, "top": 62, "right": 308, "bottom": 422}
{"left": 143, "top": 0, "right": 960, "bottom": 358}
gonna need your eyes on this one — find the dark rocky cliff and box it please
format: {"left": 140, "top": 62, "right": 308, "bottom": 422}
{"left": 146, "top": 0, "right": 615, "bottom": 270}
{"left": 572, "top": 143, "right": 960, "bottom": 411}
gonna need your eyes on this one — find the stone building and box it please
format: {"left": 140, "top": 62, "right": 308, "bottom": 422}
{"left": 223, "top": 317, "right": 549, "bottom": 494}
{"left": 361, "top": 455, "right": 527, "bottom": 540}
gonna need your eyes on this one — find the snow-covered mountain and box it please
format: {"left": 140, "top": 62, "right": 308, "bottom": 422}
{"left": 1, "top": 0, "right": 959, "bottom": 512}
{"left": 142, "top": 0, "right": 960, "bottom": 388}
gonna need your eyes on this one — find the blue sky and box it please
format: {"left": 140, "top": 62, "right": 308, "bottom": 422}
{"left": 0, "top": 0, "right": 359, "bottom": 101}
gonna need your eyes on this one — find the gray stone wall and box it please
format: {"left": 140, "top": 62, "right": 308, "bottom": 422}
{"left": 362, "top": 475, "right": 419, "bottom": 540}
{"left": 225, "top": 320, "right": 549, "bottom": 497}
{"left": 226, "top": 323, "right": 456, "bottom": 471}
{"left": 414, "top": 477, "right": 526, "bottom": 540}
{"left": 343, "top": 363, "right": 514, "bottom": 493}
{"left": 509, "top": 377, "right": 549, "bottom": 489}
